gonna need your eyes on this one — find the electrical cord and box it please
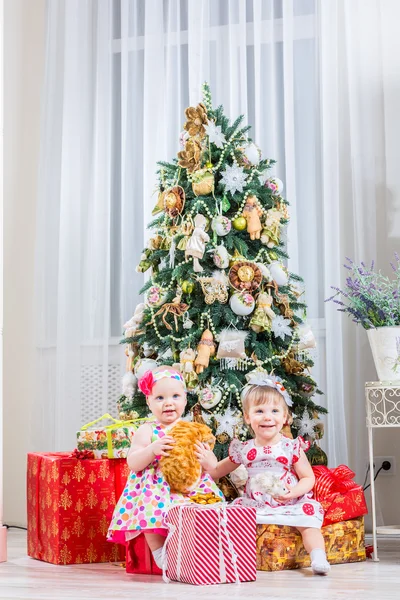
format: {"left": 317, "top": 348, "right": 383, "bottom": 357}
{"left": 363, "top": 465, "right": 384, "bottom": 491}
{"left": 3, "top": 524, "right": 28, "bottom": 531}
{"left": 362, "top": 464, "right": 370, "bottom": 489}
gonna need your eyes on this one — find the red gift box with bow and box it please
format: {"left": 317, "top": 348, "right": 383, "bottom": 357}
{"left": 312, "top": 465, "right": 368, "bottom": 526}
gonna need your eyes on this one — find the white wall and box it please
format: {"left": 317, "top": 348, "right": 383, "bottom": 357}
{"left": 3, "top": 0, "right": 45, "bottom": 525}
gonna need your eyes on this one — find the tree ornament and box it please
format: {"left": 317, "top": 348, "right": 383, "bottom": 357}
{"left": 229, "top": 292, "right": 255, "bottom": 317}
{"left": 185, "top": 213, "right": 210, "bottom": 272}
{"left": 177, "top": 138, "right": 203, "bottom": 172}
{"left": 299, "top": 382, "right": 317, "bottom": 398}
{"left": 123, "top": 303, "right": 146, "bottom": 337}
{"left": 271, "top": 315, "right": 293, "bottom": 340}
{"left": 261, "top": 208, "right": 284, "bottom": 248}
{"left": 256, "top": 262, "right": 271, "bottom": 281}
{"left": 265, "top": 177, "right": 284, "bottom": 195}
{"left": 293, "top": 409, "right": 320, "bottom": 438}
{"left": 183, "top": 103, "right": 208, "bottom": 138}
{"left": 221, "top": 195, "right": 231, "bottom": 212}
{"left": 122, "top": 372, "right": 137, "bottom": 399}
{"left": 211, "top": 215, "right": 231, "bottom": 237}
{"left": 229, "top": 260, "right": 262, "bottom": 292}
{"left": 152, "top": 298, "right": 189, "bottom": 331}
{"left": 194, "top": 329, "right": 216, "bottom": 374}
{"left": 249, "top": 291, "right": 276, "bottom": 333}
{"left": 213, "top": 245, "right": 230, "bottom": 269}
{"left": 232, "top": 216, "right": 247, "bottom": 231}
{"left": 147, "top": 234, "right": 163, "bottom": 250}
{"left": 214, "top": 406, "right": 242, "bottom": 438}
{"left": 146, "top": 285, "right": 168, "bottom": 307}
{"left": 204, "top": 121, "right": 226, "bottom": 148}
{"left": 197, "top": 275, "right": 228, "bottom": 304}
{"left": 182, "top": 312, "right": 195, "bottom": 329}
{"left": 281, "top": 352, "right": 304, "bottom": 375}
{"left": 241, "top": 142, "right": 261, "bottom": 166}
{"left": 198, "top": 385, "right": 223, "bottom": 409}
{"left": 220, "top": 164, "right": 248, "bottom": 196}
{"left": 181, "top": 280, "right": 195, "bottom": 294}
{"left": 269, "top": 261, "right": 289, "bottom": 286}
{"left": 217, "top": 328, "right": 248, "bottom": 369}
{"left": 179, "top": 348, "right": 199, "bottom": 390}
{"left": 242, "top": 195, "right": 263, "bottom": 240}
{"left": 191, "top": 168, "right": 215, "bottom": 197}
{"left": 216, "top": 433, "right": 230, "bottom": 445}
{"left": 307, "top": 442, "right": 328, "bottom": 467}
{"left": 163, "top": 186, "right": 186, "bottom": 218}
{"left": 152, "top": 190, "right": 166, "bottom": 215}
{"left": 296, "top": 324, "right": 317, "bottom": 350}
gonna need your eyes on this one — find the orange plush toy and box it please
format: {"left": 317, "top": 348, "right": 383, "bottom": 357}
{"left": 160, "top": 421, "right": 215, "bottom": 494}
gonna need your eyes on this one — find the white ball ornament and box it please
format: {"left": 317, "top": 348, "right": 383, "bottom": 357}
{"left": 256, "top": 262, "right": 271, "bottom": 281}
{"left": 212, "top": 215, "right": 231, "bottom": 237}
{"left": 243, "top": 142, "right": 261, "bottom": 166}
{"left": 229, "top": 292, "right": 255, "bottom": 316}
{"left": 266, "top": 177, "right": 284, "bottom": 195}
{"left": 269, "top": 261, "right": 289, "bottom": 286}
{"left": 134, "top": 358, "right": 158, "bottom": 380}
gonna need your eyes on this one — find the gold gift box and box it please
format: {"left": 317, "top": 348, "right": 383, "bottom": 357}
{"left": 257, "top": 517, "right": 366, "bottom": 571}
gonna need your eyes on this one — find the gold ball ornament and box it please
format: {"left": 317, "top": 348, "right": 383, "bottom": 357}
{"left": 181, "top": 280, "right": 195, "bottom": 294}
{"left": 237, "top": 265, "right": 255, "bottom": 283}
{"left": 232, "top": 217, "right": 247, "bottom": 231}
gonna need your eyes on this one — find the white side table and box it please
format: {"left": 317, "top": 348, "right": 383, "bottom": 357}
{"left": 365, "top": 381, "right": 400, "bottom": 561}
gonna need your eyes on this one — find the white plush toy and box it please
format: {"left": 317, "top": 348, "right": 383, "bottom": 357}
{"left": 251, "top": 472, "right": 288, "bottom": 498}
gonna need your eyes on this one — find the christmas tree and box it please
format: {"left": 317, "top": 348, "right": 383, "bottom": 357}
{"left": 118, "top": 83, "right": 327, "bottom": 464}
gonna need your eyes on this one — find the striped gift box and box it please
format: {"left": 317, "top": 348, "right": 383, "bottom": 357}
{"left": 165, "top": 504, "right": 257, "bottom": 585}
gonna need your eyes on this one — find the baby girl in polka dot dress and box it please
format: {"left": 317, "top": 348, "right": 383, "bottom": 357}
{"left": 202, "top": 371, "right": 330, "bottom": 575}
{"left": 107, "top": 366, "right": 223, "bottom": 568}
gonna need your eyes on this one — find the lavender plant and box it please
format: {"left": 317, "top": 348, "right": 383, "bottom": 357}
{"left": 326, "top": 255, "right": 400, "bottom": 329}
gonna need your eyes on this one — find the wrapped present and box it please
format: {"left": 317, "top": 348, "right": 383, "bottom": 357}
{"left": 76, "top": 413, "right": 137, "bottom": 459}
{"left": 126, "top": 534, "right": 162, "bottom": 576}
{"left": 165, "top": 504, "right": 257, "bottom": 585}
{"left": 27, "top": 452, "right": 130, "bottom": 565}
{"left": 312, "top": 465, "right": 368, "bottom": 526}
{"left": 257, "top": 517, "right": 366, "bottom": 571}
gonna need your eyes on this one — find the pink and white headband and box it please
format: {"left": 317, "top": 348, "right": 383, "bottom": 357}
{"left": 241, "top": 370, "right": 293, "bottom": 407}
{"left": 138, "top": 368, "right": 186, "bottom": 396}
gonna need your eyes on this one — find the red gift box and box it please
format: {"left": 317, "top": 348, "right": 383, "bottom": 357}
{"left": 126, "top": 534, "right": 162, "bottom": 576}
{"left": 312, "top": 465, "right": 368, "bottom": 526}
{"left": 27, "top": 452, "right": 130, "bottom": 564}
{"left": 165, "top": 504, "right": 257, "bottom": 585}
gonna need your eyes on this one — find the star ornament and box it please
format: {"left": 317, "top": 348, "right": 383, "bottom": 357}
{"left": 220, "top": 164, "right": 248, "bottom": 196}
{"left": 204, "top": 122, "right": 226, "bottom": 149}
{"left": 271, "top": 315, "right": 293, "bottom": 340}
{"left": 215, "top": 406, "right": 242, "bottom": 438}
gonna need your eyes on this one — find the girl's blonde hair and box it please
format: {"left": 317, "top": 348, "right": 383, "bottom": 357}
{"left": 242, "top": 385, "right": 293, "bottom": 425}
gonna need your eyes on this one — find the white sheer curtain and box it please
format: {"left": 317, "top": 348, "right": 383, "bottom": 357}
{"left": 34, "top": 0, "right": 400, "bottom": 493}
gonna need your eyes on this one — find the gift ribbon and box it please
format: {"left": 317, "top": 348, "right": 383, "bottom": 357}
{"left": 312, "top": 465, "right": 358, "bottom": 501}
{"left": 162, "top": 504, "right": 240, "bottom": 585}
{"left": 79, "top": 413, "right": 151, "bottom": 458}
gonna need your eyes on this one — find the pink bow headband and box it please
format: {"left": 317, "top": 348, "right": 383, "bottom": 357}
{"left": 138, "top": 369, "right": 186, "bottom": 396}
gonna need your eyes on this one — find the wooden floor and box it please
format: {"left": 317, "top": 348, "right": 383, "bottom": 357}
{"left": 1, "top": 530, "right": 399, "bottom": 599}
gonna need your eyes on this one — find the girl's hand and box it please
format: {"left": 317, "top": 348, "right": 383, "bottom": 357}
{"left": 150, "top": 436, "right": 175, "bottom": 457}
{"left": 194, "top": 442, "right": 217, "bottom": 472}
{"left": 273, "top": 487, "right": 299, "bottom": 504}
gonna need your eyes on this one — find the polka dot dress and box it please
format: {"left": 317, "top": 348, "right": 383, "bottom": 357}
{"left": 107, "top": 422, "right": 224, "bottom": 544}
{"left": 230, "top": 436, "right": 324, "bottom": 528}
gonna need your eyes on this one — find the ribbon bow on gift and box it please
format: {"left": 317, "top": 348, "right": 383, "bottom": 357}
{"left": 69, "top": 448, "right": 95, "bottom": 460}
{"left": 312, "top": 465, "right": 358, "bottom": 501}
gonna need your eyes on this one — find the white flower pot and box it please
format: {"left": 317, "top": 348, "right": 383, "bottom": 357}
{"left": 367, "top": 326, "right": 400, "bottom": 382}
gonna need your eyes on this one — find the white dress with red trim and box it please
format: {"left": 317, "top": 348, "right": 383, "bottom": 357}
{"left": 229, "top": 436, "right": 324, "bottom": 528}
